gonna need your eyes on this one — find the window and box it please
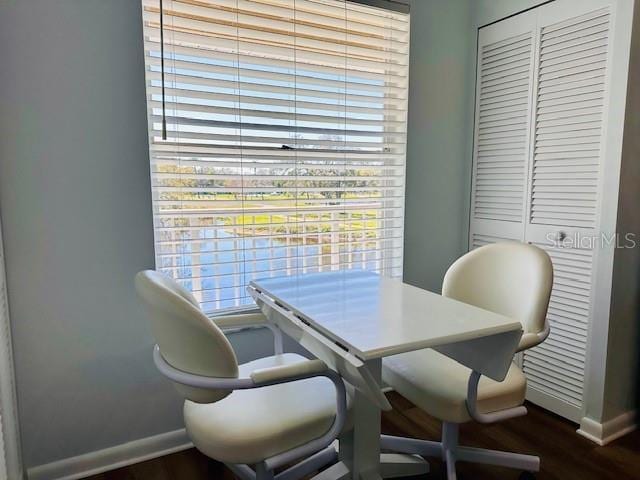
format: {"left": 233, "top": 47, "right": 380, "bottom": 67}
{"left": 141, "top": 0, "right": 410, "bottom": 313}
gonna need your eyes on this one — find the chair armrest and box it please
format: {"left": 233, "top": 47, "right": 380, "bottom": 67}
{"left": 250, "top": 359, "right": 328, "bottom": 385}
{"left": 255, "top": 360, "right": 348, "bottom": 471}
{"left": 155, "top": 345, "right": 334, "bottom": 390}
{"left": 153, "top": 345, "right": 255, "bottom": 390}
{"left": 469, "top": 322, "right": 549, "bottom": 422}
{"left": 516, "top": 322, "right": 550, "bottom": 352}
{"left": 153, "top": 345, "right": 347, "bottom": 471}
{"left": 466, "top": 370, "right": 527, "bottom": 424}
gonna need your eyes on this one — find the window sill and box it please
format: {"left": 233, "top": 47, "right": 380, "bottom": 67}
{"left": 208, "top": 305, "right": 265, "bottom": 334}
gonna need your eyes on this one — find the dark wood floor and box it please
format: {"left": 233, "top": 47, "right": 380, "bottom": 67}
{"left": 85, "top": 392, "right": 640, "bottom": 480}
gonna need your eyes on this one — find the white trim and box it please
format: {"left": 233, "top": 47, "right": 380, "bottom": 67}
{"left": 27, "top": 428, "right": 192, "bottom": 480}
{"left": 0, "top": 217, "right": 23, "bottom": 480}
{"left": 577, "top": 410, "right": 637, "bottom": 446}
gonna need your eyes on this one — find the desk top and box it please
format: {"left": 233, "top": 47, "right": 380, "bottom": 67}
{"left": 250, "top": 270, "right": 522, "bottom": 361}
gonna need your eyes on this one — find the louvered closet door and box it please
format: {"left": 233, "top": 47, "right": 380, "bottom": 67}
{"left": 523, "top": 1, "right": 613, "bottom": 422}
{"left": 469, "top": 12, "right": 537, "bottom": 245}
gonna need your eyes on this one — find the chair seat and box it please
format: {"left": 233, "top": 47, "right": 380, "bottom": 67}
{"left": 184, "top": 353, "right": 346, "bottom": 465}
{"left": 382, "top": 349, "right": 526, "bottom": 424}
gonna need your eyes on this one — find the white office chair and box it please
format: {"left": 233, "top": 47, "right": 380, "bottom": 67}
{"left": 381, "top": 242, "right": 553, "bottom": 480}
{"left": 135, "top": 270, "right": 350, "bottom": 480}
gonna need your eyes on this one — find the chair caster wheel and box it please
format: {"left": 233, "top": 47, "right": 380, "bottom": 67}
{"left": 519, "top": 472, "right": 536, "bottom": 480}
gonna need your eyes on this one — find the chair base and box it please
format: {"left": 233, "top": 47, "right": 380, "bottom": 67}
{"left": 226, "top": 443, "right": 429, "bottom": 480}
{"left": 306, "top": 453, "right": 428, "bottom": 480}
{"left": 381, "top": 422, "right": 540, "bottom": 480}
{"left": 226, "top": 445, "right": 338, "bottom": 480}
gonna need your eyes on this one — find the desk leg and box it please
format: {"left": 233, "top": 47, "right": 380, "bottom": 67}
{"left": 339, "top": 358, "right": 382, "bottom": 480}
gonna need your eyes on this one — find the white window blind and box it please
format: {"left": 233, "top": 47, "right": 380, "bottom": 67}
{"left": 141, "top": 0, "right": 410, "bottom": 312}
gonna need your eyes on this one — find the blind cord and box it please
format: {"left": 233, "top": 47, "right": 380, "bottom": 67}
{"left": 294, "top": 0, "right": 300, "bottom": 279}
{"left": 159, "top": 0, "right": 167, "bottom": 140}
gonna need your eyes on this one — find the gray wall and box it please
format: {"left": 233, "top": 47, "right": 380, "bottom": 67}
{"left": 0, "top": 0, "right": 275, "bottom": 470}
{"left": 0, "top": 0, "right": 179, "bottom": 468}
{"left": 402, "top": 0, "right": 475, "bottom": 293}
{"left": 472, "top": 0, "right": 551, "bottom": 27}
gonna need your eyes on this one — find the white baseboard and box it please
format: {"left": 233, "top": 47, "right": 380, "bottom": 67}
{"left": 27, "top": 428, "right": 192, "bottom": 480}
{"left": 577, "top": 410, "right": 637, "bottom": 446}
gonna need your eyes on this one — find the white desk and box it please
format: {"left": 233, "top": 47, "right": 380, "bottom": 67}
{"left": 248, "top": 270, "right": 523, "bottom": 480}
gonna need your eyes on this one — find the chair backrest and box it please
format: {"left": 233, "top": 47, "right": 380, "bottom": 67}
{"left": 135, "top": 270, "right": 239, "bottom": 403}
{"left": 442, "top": 242, "right": 553, "bottom": 350}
